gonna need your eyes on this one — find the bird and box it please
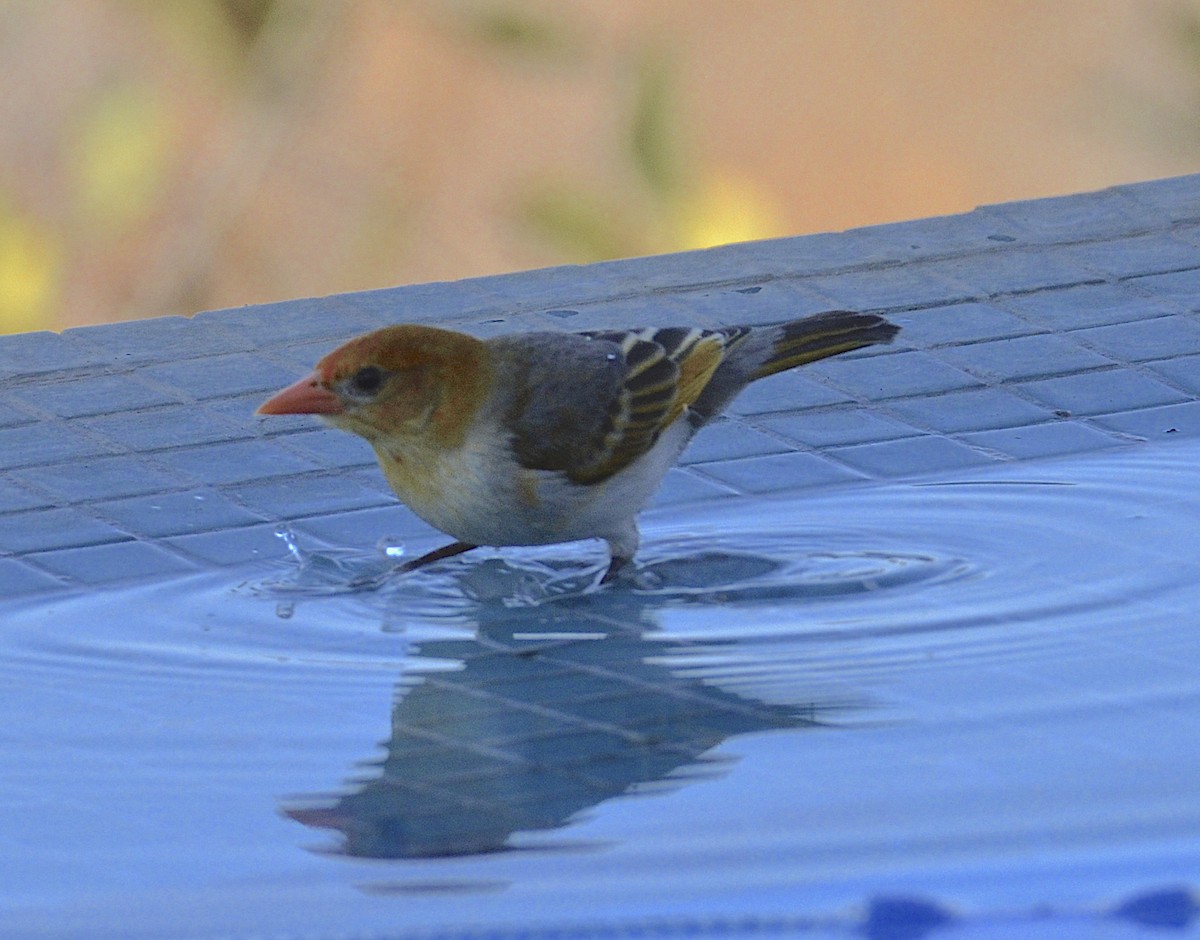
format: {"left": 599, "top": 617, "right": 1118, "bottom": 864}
{"left": 257, "top": 310, "right": 899, "bottom": 583}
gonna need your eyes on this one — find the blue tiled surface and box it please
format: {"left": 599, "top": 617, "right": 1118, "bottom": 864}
{"left": 0, "top": 174, "right": 1198, "bottom": 595}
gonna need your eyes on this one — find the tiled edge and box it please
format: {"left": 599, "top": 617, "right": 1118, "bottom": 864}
{"left": 1, "top": 174, "right": 1198, "bottom": 597}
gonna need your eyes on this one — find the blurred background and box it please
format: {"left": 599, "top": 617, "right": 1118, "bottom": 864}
{"left": 1, "top": 0, "right": 1198, "bottom": 334}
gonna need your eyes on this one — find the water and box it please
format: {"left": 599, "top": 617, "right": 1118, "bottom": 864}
{"left": 2, "top": 438, "right": 1200, "bottom": 938}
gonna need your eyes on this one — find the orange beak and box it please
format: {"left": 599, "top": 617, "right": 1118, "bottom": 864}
{"left": 256, "top": 373, "right": 344, "bottom": 416}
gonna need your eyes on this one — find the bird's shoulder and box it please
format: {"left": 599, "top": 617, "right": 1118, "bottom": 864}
{"left": 487, "top": 326, "right": 750, "bottom": 485}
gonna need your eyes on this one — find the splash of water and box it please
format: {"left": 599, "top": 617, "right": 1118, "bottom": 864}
{"left": 273, "top": 525, "right": 304, "bottom": 564}
{"left": 376, "top": 537, "right": 406, "bottom": 561}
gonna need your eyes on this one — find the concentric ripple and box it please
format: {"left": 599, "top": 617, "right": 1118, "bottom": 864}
{"left": 2, "top": 436, "right": 1200, "bottom": 937}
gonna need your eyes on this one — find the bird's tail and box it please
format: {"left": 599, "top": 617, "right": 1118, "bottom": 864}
{"left": 750, "top": 310, "right": 899, "bottom": 381}
{"left": 689, "top": 310, "right": 898, "bottom": 424}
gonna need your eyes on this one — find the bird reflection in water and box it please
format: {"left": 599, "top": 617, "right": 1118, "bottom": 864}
{"left": 282, "top": 553, "right": 848, "bottom": 859}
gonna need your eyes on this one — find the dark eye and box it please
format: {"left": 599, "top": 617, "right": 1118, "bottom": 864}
{"left": 348, "top": 365, "right": 386, "bottom": 397}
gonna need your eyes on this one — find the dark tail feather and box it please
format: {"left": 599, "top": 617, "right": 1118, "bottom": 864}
{"left": 752, "top": 310, "right": 899, "bottom": 381}
{"left": 688, "top": 310, "right": 899, "bottom": 425}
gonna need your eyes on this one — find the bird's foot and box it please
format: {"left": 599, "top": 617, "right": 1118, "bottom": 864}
{"left": 598, "top": 555, "right": 629, "bottom": 585}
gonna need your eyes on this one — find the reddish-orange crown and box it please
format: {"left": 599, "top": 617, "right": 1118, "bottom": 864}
{"left": 260, "top": 324, "right": 493, "bottom": 450}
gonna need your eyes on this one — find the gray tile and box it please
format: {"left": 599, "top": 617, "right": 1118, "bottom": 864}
{"left": 0, "top": 477, "right": 56, "bottom": 513}
{"left": 892, "top": 303, "right": 1043, "bottom": 347}
{"left": 7, "top": 373, "right": 185, "bottom": 418}
{"left": 443, "top": 263, "right": 616, "bottom": 311}
{"left": 647, "top": 468, "right": 739, "bottom": 507}
{"left": 1005, "top": 284, "right": 1167, "bottom": 330}
{"left": 28, "top": 540, "right": 198, "bottom": 585}
{"left": 0, "top": 422, "right": 120, "bottom": 470}
{"left": 802, "top": 263, "right": 965, "bottom": 310}
{"left": 1059, "top": 234, "right": 1200, "bottom": 279}
{"left": 759, "top": 410, "right": 920, "bottom": 448}
{"left": 269, "top": 428, "right": 377, "bottom": 469}
{"left": 77, "top": 405, "right": 249, "bottom": 452}
{"left": 679, "top": 420, "right": 792, "bottom": 464}
{"left": 960, "top": 422, "right": 1123, "bottom": 459}
{"left": 981, "top": 189, "right": 1144, "bottom": 241}
{"left": 726, "top": 370, "right": 854, "bottom": 415}
{"left": 1090, "top": 401, "right": 1200, "bottom": 439}
{"left": 0, "top": 400, "right": 37, "bottom": 428}
{"left": 745, "top": 228, "right": 911, "bottom": 274}
{"left": 808, "top": 350, "right": 982, "bottom": 399}
{"left": 0, "top": 508, "right": 132, "bottom": 553}
{"left": 1119, "top": 174, "right": 1200, "bottom": 223}
{"left": 209, "top": 392, "right": 303, "bottom": 431}
{"left": 201, "top": 295, "right": 385, "bottom": 344}
{"left": 884, "top": 388, "right": 1055, "bottom": 433}
{"left": 271, "top": 339, "right": 347, "bottom": 372}
{"left": 679, "top": 282, "right": 832, "bottom": 327}
{"left": 472, "top": 314, "right": 552, "bottom": 336}
{"left": 0, "top": 558, "right": 68, "bottom": 597}
{"left": 1177, "top": 221, "right": 1200, "bottom": 247}
{"left": 935, "top": 334, "right": 1114, "bottom": 382}
{"left": 94, "top": 489, "right": 266, "bottom": 538}
{"left": 9, "top": 456, "right": 182, "bottom": 502}
{"left": 1073, "top": 315, "right": 1200, "bottom": 363}
{"left": 137, "top": 353, "right": 302, "bottom": 400}
{"left": 695, "top": 451, "right": 865, "bottom": 494}
{"left": 0, "top": 330, "right": 109, "bottom": 376}
{"left": 1127, "top": 267, "right": 1200, "bottom": 309}
{"left": 165, "top": 523, "right": 302, "bottom": 566}
{"left": 154, "top": 439, "right": 321, "bottom": 486}
{"left": 1147, "top": 355, "right": 1200, "bottom": 395}
{"left": 224, "top": 471, "right": 393, "bottom": 517}
{"left": 530, "top": 297, "right": 700, "bottom": 333}
{"left": 851, "top": 210, "right": 1016, "bottom": 256}
{"left": 291, "top": 505, "right": 441, "bottom": 547}
{"left": 933, "top": 248, "right": 1096, "bottom": 295}
{"left": 829, "top": 435, "right": 994, "bottom": 477}
{"left": 65, "top": 315, "right": 252, "bottom": 364}
{"left": 1018, "top": 370, "right": 1187, "bottom": 417}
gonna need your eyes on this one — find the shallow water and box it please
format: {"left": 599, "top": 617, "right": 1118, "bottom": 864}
{"left": 3, "top": 437, "right": 1200, "bottom": 938}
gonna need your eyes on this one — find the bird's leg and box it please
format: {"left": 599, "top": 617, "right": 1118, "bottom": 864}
{"left": 397, "top": 540, "right": 477, "bottom": 574}
{"left": 599, "top": 554, "right": 629, "bottom": 584}
{"left": 351, "top": 540, "right": 477, "bottom": 589}
{"left": 600, "top": 524, "right": 638, "bottom": 584}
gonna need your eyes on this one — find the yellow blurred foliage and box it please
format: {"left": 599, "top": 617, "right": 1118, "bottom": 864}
{"left": 0, "top": 2, "right": 1193, "bottom": 331}
{"left": 675, "top": 174, "right": 785, "bottom": 251}
{"left": 72, "top": 84, "right": 172, "bottom": 231}
{"left": 0, "top": 210, "right": 58, "bottom": 334}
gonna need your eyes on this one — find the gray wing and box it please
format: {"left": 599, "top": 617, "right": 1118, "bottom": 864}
{"left": 488, "top": 327, "right": 746, "bottom": 485}
{"left": 488, "top": 332, "right": 627, "bottom": 482}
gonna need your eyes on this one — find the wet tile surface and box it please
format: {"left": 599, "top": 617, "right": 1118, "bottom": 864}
{"left": 0, "top": 174, "right": 1196, "bottom": 600}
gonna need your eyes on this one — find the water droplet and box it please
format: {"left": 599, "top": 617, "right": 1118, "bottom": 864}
{"left": 376, "top": 536, "right": 406, "bottom": 560}
{"left": 273, "top": 525, "right": 304, "bottom": 563}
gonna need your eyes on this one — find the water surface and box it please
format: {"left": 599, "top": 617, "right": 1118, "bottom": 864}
{"left": 3, "top": 437, "right": 1199, "bottom": 938}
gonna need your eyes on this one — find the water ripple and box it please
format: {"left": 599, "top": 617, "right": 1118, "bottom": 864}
{"left": 3, "top": 437, "right": 1199, "bottom": 918}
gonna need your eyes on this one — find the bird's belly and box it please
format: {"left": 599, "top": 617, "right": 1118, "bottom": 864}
{"left": 413, "top": 470, "right": 612, "bottom": 548}
{"left": 377, "top": 418, "right": 690, "bottom": 548}
{"left": 374, "top": 444, "right": 590, "bottom": 547}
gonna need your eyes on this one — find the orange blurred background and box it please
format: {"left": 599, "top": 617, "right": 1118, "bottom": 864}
{"left": 1, "top": 0, "right": 1198, "bottom": 334}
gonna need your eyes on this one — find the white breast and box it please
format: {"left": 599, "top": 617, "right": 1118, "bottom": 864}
{"left": 393, "top": 416, "right": 693, "bottom": 549}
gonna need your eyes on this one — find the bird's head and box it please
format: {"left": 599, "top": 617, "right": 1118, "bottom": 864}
{"left": 257, "top": 325, "right": 490, "bottom": 449}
